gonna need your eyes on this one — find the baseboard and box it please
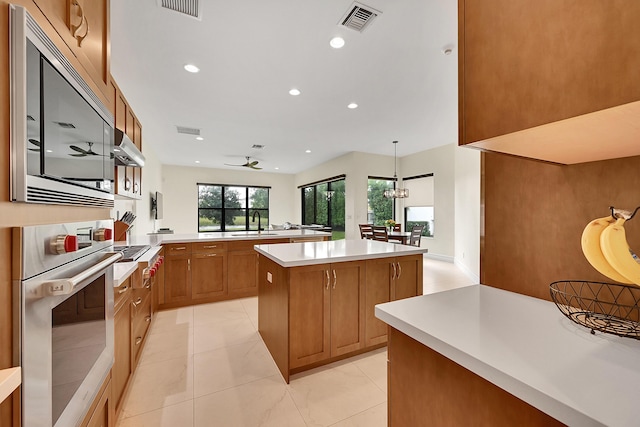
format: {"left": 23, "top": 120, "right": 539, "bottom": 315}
{"left": 424, "top": 253, "right": 454, "bottom": 263}
{"left": 454, "top": 258, "right": 480, "bottom": 284}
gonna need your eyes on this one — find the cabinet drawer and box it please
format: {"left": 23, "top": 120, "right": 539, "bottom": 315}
{"left": 164, "top": 243, "right": 192, "bottom": 256}
{"left": 227, "top": 240, "right": 257, "bottom": 252}
{"left": 132, "top": 293, "right": 151, "bottom": 363}
{"left": 192, "top": 241, "right": 226, "bottom": 253}
{"left": 114, "top": 277, "right": 131, "bottom": 311}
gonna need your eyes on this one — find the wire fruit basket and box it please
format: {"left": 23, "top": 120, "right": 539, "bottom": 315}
{"left": 550, "top": 280, "right": 640, "bottom": 339}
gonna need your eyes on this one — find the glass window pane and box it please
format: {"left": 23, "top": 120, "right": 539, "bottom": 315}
{"left": 199, "top": 208, "right": 221, "bottom": 232}
{"left": 405, "top": 206, "right": 434, "bottom": 237}
{"left": 303, "top": 187, "right": 314, "bottom": 225}
{"left": 249, "top": 209, "right": 269, "bottom": 230}
{"left": 225, "top": 186, "right": 247, "bottom": 209}
{"left": 225, "top": 207, "right": 247, "bottom": 231}
{"left": 329, "top": 180, "right": 345, "bottom": 240}
{"left": 249, "top": 188, "right": 269, "bottom": 209}
{"left": 367, "top": 179, "right": 394, "bottom": 225}
{"left": 315, "top": 183, "right": 328, "bottom": 225}
{"left": 199, "top": 185, "right": 222, "bottom": 208}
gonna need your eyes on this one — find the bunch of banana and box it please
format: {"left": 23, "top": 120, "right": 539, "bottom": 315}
{"left": 581, "top": 211, "right": 640, "bottom": 285}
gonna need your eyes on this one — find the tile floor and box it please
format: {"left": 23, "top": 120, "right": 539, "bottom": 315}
{"left": 116, "top": 257, "right": 475, "bottom": 427}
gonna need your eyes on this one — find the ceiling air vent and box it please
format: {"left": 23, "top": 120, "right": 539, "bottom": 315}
{"left": 176, "top": 125, "right": 201, "bottom": 136}
{"left": 158, "top": 0, "right": 201, "bottom": 20}
{"left": 251, "top": 144, "right": 265, "bottom": 149}
{"left": 339, "top": 2, "right": 381, "bottom": 33}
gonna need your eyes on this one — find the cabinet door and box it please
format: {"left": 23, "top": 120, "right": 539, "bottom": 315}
{"left": 164, "top": 254, "right": 191, "bottom": 304}
{"left": 330, "top": 261, "right": 365, "bottom": 357}
{"left": 191, "top": 253, "right": 227, "bottom": 299}
{"left": 289, "top": 264, "right": 330, "bottom": 369}
{"left": 365, "top": 258, "right": 393, "bottom": 347}
{"left": 227, "top": 251, "right": 258, "bottom": 296}
{"left": 392, "top": 255, "right": 422, "bottom": 301}
{"left": 113, "top": 295, "right": 131, "bottom": 410}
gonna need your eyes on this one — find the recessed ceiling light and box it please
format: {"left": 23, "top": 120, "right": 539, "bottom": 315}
{"left": 305, "top": 150, "right": 311, "bottom": 153}
{"left": 195, "top": 160, "right": 200, "bottom": 164}
{"left": 330, "top": 37, "right": 345, "bottom": 49}
{"left": 195, "top": 136, "right": 204, "bottom": 141}
{"left": 275, "top": 167, "right": 280, "bottom": 170}
{"left": 347, "top": 103, "right": 358, "bottom": 109}
{"left": 184, "top": 64, "right": 200, "bottom": 73}
{"left": 289, "top": 88, "right": 301, "bottom": 96}
{"left": 46, "top": 149, "right": 53, "bottom": 153}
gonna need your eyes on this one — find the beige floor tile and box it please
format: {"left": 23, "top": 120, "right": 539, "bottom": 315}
{"left": 329, "top": 402, "right": 387, "bottom": 427}
{"left": 351, "top": 349, "right": 387, "bottom": 393}
{"left": 150, "top": 306, "right": 193, "bottom": 335}
{"left": 193, "top": 299, "right": 248, "bottom": 325}
{"left": 288, "top": 362, "right": 386, "bottom": 427}
{"left": 193, "top": 340, "right": 279, "bottom": 397}
{"left": 120, "top": 356, "right": 194, "bottom": 418}
{"left": 117, "top": 400, "right": 194, "bottom": 427}
{"left": 194, "top": 375, "right": 305, "bottom": 427}
{"left": 239, "top": 296, "right": 259, "bottom": 328}
{"left": 193, "top": 317, "right": 260, "bottom": 354}
{"left": 423, "top": 258, "right": 475, "bottom": 295}
{"left": 139, "top": 325, "right": 193, "bottom": 366}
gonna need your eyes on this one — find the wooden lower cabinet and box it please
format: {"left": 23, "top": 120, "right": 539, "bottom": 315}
{"left": 387, "top": 328, "right": 565, "bottom": 427}
{"left": 191, "top": 252, "right": 226, "bottom": 299}
{"left": 113, "top": 279, "right": 131, "bottom": 413}
{"left": 260, "top": 254, "right": 420, "bottom": 382}
{"left": 164, "top": 253, "right": 191, "bottom": 304}
{"left": 364, "top": 255, "right": 422, "bottom": 347}
{"left": 227, "top": 250, "right": 258, "bottom": 296}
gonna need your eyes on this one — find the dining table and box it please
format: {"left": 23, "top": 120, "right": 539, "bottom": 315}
{"left": 388, "top": 231, "right": 411, "bottom": 244}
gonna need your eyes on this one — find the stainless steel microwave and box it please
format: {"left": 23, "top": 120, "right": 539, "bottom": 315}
{"left": 10, "top": 6, "right": 115, "bottom": 208}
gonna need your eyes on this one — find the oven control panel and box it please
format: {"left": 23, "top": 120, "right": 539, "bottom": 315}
{"left": 48, "top": 227, "right": 114, "bottom": 255}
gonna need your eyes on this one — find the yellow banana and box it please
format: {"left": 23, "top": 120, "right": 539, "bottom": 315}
{"left": 581, "top": 215, "right": 633, "bottom": 284}
{"left": 600, "top": 218, "right": 640, "bottom": 286}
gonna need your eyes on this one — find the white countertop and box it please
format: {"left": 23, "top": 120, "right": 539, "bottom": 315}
{"left": 125, "top": 229, "right": 331, "bottom": 246}
{"left": 375, "top": 285, "right": 640, "bottom": 427}
{"left": 0, "top": 367, "right": 20, "bottom": 404}
{"left": 255, "top": 239, "right": 428, "bottom": 267}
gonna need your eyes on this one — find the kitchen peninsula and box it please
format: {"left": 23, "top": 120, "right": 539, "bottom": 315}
{"left": 376, "top": 285, "right": 640, "bottom": 427}
{"left": 254, "top": 239, "right": 428, "bottom": 382}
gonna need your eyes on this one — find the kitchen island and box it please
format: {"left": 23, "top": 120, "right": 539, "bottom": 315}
{"left": 255, "top": 239, "right": 428, "bottom": 382}
{"left": 376, "top": 285, "right": 640, "bottom": 427}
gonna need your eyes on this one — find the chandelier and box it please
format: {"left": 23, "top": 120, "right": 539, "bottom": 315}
{"left": 383, "top": 140, "right": 409, "bottom": 199}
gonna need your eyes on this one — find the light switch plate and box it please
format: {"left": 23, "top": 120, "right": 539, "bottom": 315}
{"left": 267, "top": 272, "right": 272, "bottom": 283}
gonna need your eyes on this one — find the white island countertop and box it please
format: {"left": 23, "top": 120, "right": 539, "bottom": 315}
{"left": 255, "top": 239, "right": 428, "bottom": 267}
{"left": 375, "top": 285, "right": 640, "bottom": 427}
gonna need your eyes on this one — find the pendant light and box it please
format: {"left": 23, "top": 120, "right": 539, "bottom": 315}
{"left": 383, "top": 140, "right": 409, "bottom": 199}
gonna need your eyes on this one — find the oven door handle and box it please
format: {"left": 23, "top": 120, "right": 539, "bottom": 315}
{"left": 40, "top": 252, "right": 123, "bottom": 297}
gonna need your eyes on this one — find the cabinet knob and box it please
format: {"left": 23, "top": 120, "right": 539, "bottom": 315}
{"left": 135, "top": 337, "right": 142, "bottom": 345}
{"left": 145, "top": 316, "right": 151, "bottom": 323}
{"left": 117, "top": 285, "right": 129, "bottom": 294}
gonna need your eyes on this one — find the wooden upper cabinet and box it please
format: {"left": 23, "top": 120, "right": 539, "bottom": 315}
{"left": 459, "top": 0, "right": 640, "bottom": 164}
{"left": 32, "top": 0, "right": 110, "bottom": 99}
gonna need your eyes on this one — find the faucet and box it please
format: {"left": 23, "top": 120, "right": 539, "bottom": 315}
{"left": 252, "top": 210, "right": 263, "bottom": 234}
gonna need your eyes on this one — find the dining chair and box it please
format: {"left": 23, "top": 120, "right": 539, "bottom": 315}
{"left": 409, "top": 225, "right": 425, "bottom": 246}
{"left": 359, "top": 224, "right": 373, "bottom": 239}
{"left": 393, "top": 223, "right": 401, "bottom": 232}
{"left": 372, "top": 226, "right": 389, "bottom": 242}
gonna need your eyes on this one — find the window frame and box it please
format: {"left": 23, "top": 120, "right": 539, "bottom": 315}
{"left": 197, "top": 183, "right": 270, "bottom": 232}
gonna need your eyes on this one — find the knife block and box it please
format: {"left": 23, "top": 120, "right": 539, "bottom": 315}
{"left": 114, "top": 220, "right": 130, "bottom": 242}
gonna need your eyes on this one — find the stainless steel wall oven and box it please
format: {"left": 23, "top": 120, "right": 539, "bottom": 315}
{"left": 13, "top": 220, "right": 121, "bottom": 426}
{"left": 10, "top": 5, "right": 115, "bottom": 208}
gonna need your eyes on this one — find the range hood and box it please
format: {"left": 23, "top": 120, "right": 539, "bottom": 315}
{"left": 114, "top": 128, "right": 145, "bottom": 167}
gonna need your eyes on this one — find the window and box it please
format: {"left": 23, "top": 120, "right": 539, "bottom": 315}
{"left": 367, "top": 177, "right": 395, "bottom": 225}
{"left": 300, "top": 176, "right": 345, "bottom": 240}
{"left": 198, "top": 184, "right": 269, "bottom": 232}
{"left": 403, "top": 174, "right": 434, "bottom": 237}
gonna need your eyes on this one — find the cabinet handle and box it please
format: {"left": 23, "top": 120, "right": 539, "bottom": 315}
{"left": 396, "top": 262, "right": 402, "bottom": 279}
{"left": 135, "top": 337, "right": 142, "bottom": 345}
{"left": 391, "top": 262, "right": 397, "bottom": 280}
{"left": 133, "top": 297, "right": 142, "bottom": 306}
{"left": 332, "top": 270, "right": 337, "bottom": 289}
{"left": 172, "top": 247, "right": 187, "bottom": 251}
{"left": 145, "top": 281, "right": 151, "bottom": 289}
{"left": 133, "top": 182, "right": 139, "bottom": 193}
{"left": 202, "top": 253, "right": 217, "bottom": 257}
{"left": 188, "top": 258, "right": 191, "bottom": 271}
{"left": 124, "top": 177, "right": 131, "bottom": 191}
{"left": 118, "top": 285, "right": 129, "bottom": 294}
{"left": 203, "top": 245, "right": 217, "bottom": 249}
{"left": 325, "top": 270, "right": 330, "bottom": 290}
{"left": 145, "top": 316, "right": 151, "bottom": 322}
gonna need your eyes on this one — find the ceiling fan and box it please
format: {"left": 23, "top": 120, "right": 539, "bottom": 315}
{"left": 68, "top": 142, "right": 112, "bottom": 158}
{"left": 224, "top": 156, "right": 262, "bottom": 170}
{"left": 28, "top": 138, "right": 41, "bottom": 152}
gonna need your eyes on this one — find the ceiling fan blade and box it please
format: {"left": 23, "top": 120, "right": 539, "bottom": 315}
{"left": 69, "top": 153, "right": 87, "bottom": 157}
{"left": 249, "top": 161, "right": 259, "bottom": 166}
{"left": 70, "top": 145, "right": 89, "bottom": 154}
{"left": 224, "top": 163, "right": 244, "bottom": 167}
{"left": 29, "top": 138, "right": 41, "bottom": 147}
{"left": 28, "top": 148, "right": 40, "bottom": 152}
{"left": 249, "top": 165, "right": 262, "bottom": 170}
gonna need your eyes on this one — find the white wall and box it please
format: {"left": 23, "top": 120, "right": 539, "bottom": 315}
{"left": 400, "top": 144, "right": 456, "bottom": 259}
{"left": 161, "top": 164, "right": 295, "bottom": 233}
{"left": 454, "top": 146, "right": 481, "bottom": 282}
